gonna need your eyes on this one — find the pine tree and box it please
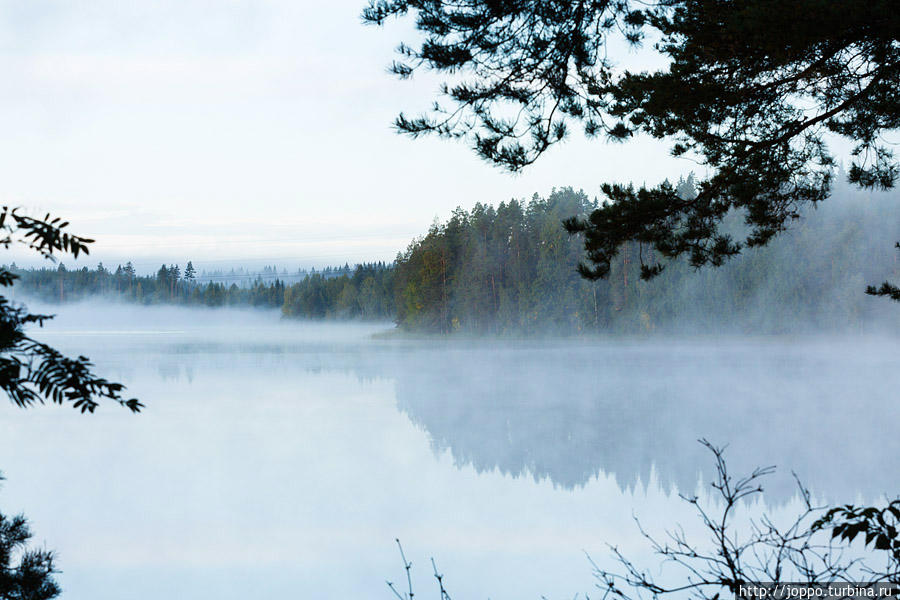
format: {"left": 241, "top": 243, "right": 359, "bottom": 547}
{"left": 366, "top": 0, "right": 900, "bottom": 284}
{"left": 0, "top": 475, "right": 60, "bottom": 600}
{"left": 170, "top": 264, "right": 181, "bottom": 300}
{"left": 0, "top": 474, "right": 60, "bottom": 600}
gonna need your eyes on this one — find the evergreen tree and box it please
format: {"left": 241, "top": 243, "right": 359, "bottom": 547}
{"left": 10, "top": 182, "right": 900, "bottom": 334}
{"left": 0, "top": 473, "right": 60, "bottom": 600}
{"left": 867, "top": 244, "right": 900, "bottom": 301}
{"left": 364, "top": 0, "right": 900, "bottom": 284}
{"left": 170, "top": 264, "right": 180, "bottom": 300}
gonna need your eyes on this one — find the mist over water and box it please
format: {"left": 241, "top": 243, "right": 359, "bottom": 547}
{"left": 0, "top": 302, "right": 897, "bottom": 599}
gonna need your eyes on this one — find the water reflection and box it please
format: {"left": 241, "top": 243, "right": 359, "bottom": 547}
{"left": 42, "top": 304, "right": 900, "bottom": 503}
{"left": 3, "top": 304, "right": 896, "bottom": 599}
{"left": 389, "top": 339, "right": 900, "bottom": 502}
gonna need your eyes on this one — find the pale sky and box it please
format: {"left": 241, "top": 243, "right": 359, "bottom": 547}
{"left": 0, "top": 0, "right": 689, "bottom": 273}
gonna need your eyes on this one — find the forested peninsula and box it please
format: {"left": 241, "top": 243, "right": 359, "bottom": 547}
{"left": 9, "top": 180, "right": 900, "bottom": 335}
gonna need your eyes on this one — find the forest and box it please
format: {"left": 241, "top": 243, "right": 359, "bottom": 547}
{"left": 8, "top": 178, "right": 900, "bottom": 335}
{"left": 388, "top": 179, "right": 900, "bottom": 334}
{"left": 10, "top": 260, "right": 394, "bottom": 317}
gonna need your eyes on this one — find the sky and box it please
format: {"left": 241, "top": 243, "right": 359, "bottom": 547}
{"left": 0, "top": 0, "right": 690, "bottom": 273}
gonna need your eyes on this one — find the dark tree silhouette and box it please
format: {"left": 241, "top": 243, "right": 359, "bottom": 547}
{"left": 0, "top": 473, "right": 60, "bottom": 600}
{"left": 0, "top": 207, "right": 141, "bottom": 413}
{"left": 386, "top": 539, "right": 453, "bottom": 600}
{"left": 391, "top": 442, "right": 900, "bottom": 599}
{"left": 363, "top": 0, "right": 900, "bottom": 281}
{"left": 593, "top": 441, "right": 900, "bottom": 600}
{"left": 866, "top": 243, "right": 900, "bottom": 301}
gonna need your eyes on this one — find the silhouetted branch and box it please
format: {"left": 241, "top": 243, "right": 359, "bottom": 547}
{"left": 0, "top": 209, "right": 140, "bottom": 412}
{"left": 590, "top": 440, "right": 891, "bottom": 600}
{"left": 387, "top": 441, "right": 900, "bottom": 599}
{"left": 388, "top": 539, "right": 455, "bottom": 600}
{"left": 867, "top": 243, "right": 900, "bottom": 301}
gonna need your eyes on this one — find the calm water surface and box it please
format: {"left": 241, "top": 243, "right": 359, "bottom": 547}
{"left": 1, "top": 303, "right": 898, "bottom": 599}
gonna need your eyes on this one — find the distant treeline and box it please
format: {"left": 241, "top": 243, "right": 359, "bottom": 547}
{"left": 8, "top": 179, "right": 900, "bottom": 333}
{"left": 11, "top": 261, "right": 287, "bottom": 308}
{"left": 9, "top": 260, "right": 393, "bottom": 316}
{"left": 281, "top": 263, "right": 394, "bottom": 319}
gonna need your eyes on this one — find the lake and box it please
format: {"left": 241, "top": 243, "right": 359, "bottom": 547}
{"left": 1, "top": 303, "right": 898, "bottom": 599}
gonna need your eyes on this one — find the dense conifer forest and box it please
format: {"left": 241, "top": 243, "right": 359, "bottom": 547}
{"left": 8, "top": 179, "right": 900, "bottom": 335}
